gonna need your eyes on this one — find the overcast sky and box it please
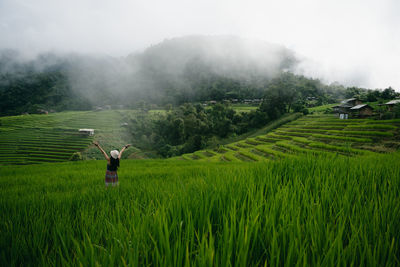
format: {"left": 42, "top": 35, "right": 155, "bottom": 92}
{"left": 1, "top": 0, "right": 399, "bottom": 89}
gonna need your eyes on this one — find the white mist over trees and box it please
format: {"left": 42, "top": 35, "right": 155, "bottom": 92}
{"left": 0, "top": 36, "right": 299, "bottom": 112}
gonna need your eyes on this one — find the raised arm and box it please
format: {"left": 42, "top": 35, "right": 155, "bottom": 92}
{"left": 118, "top": 144, "right": 131, "bottom": 159}
{"left": 94, "top": 141, "right": 110, "bottom": 161}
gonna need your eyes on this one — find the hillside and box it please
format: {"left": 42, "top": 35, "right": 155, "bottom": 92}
{"left": 0, "top": 110, "right": 136, "bottom": 165}
{"left": 178, "top": 114, "right": 400, "bottom": 162}
{"left": 0, "top": 36, "right": 346, "bottom": 116}
{"left": 2, "top": 110, "right": 399, "bottom": 166}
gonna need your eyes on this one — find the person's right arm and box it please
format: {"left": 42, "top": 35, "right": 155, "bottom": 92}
{"left": 94, "top": 141, "right": 110, "bottom": 161}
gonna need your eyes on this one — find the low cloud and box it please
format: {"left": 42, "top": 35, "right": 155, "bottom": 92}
{"left": 0, "top": 0, "right": 399, "bottom": 89}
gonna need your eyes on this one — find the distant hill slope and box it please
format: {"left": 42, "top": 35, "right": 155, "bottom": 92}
{"left": 0, "top": 36, "right": 302, "bottom": 115}
{"left": 177, "top": 114, "right": 400, "bottom": 162}
{"left": 0, "top": 110, "right": 137, "bottom": 165}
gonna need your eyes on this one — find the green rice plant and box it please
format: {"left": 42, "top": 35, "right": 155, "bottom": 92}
{"left": 180, "top": 155, "right": 192, "bottom": 161}
{"left": 225, "top": 145, "right": 239, "bottom": 151}
{"left": 273, "top": 130, "right": 310, "bottom": 137}
{"left": 270, "top": 131, "right": 295, "bottom": 139}
{"left": 255, "top": 136, "right": 282, "bottom": 143}
{"left": 235, "top": 142, "right": 253, "bottom": 148}
{"left": 275, "top": 141, "right": 329, "bottom": 155}
{"left": 280, "top": 125, "right": 345, "bottom": 130}
{"left": 365, "top": 118, "right": 400, "bottom": 123}
{"left": 280, "top": 128, "right": 326, "bottom": 133}
{"left": 221, "top": 151, "right": 241, "bottom": 162}
{"left": 291, "top": 137, "right": 312, "bottom": 144}
{"left": 236, "top": 149, "right": 264, "bottom": 162}
{"left": 245, "top": 138, "right": 264, "bottom": 146}
{"left": 214, "top": 146, "right": 229, "bottom": 153}
{"left": 266, "top": 132, "right": 293, "bottom": 140}
{"left": 328, "top": 130, "right": 394, "bottom": 137}
{"left": 193, "top": 151, "right": 207, "bottom": 159}
{"left": 345, "top": 124, "right": 397, "bottom": 130}
{"left": 307, "top": 141, "right": 366, "bottom": 155}
{"left": 253, "top": 145, "right": 290, "bottom": 159}
{"left": 1, "top": 155, "right": 399, "bottom": 266}
{"left": 311, "top": 133, "right": 373, "bottom": 143}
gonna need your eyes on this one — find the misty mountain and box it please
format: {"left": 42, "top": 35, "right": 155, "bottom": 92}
{"left": 1, "top": 35, "right": 303, "bottom": 115}
{"left": 128, "top": 36, "right": 297, "bottom": 103}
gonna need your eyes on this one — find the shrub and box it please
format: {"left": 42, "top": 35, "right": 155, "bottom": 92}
{"left": 69, "top": 152, "right": 83, "bottom": 161}
{"left": 302, "top": 108, "right": 309, "bottom": 115}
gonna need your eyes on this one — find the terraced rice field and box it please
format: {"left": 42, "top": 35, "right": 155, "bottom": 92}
{"left": 179, "top": 114, "right": 400, "bottom": 162}
{"left": 0, "top": 111, "right": 133, "bottom": 165}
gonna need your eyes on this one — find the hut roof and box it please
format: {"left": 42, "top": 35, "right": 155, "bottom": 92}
{"left": 339, "top": 104, "right": 353, "bottom": 108}
{"left": 341, "top": 98, "right": 357, "bottom": 104}
{"left": 385, "top": 99, "right": 400, "bottom": 105}
{"left": 350, "top": 104, "right": 372, "bottom": 110}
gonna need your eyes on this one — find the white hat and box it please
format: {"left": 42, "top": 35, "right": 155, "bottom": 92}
{"left": 110, "top": 150, "right": 119, "bottom": 159}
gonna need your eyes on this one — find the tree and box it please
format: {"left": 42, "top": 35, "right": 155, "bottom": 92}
{"left": 382, "top": 87, "right": 396, "bottom": 100}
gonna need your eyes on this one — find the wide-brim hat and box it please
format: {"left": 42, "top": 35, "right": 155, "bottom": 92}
{"left": 110, "top": 150, "right": 119, "bottom": 159}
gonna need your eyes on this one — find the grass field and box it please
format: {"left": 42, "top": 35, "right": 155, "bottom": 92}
{"left": 1, "top": 109, "right": 400, "bottom": 266}
{"left": 179, "top": 114, "right": 400, "bottom": 162}
{"left": 0, "top": 110, "right": 137, "bottom": 165}
{"left": 1, "top": 154, "right": 399, "bottom": 266}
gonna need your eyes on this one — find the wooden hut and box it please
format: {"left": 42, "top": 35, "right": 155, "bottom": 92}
{"left": 333, "top": 98, "right": 364, "bottom": 119}
{"left": 350, "top": 104, "right": 373, "bottom": 117}
{"left": 79, "top": 129, "right": 95, "bottom": 136}
{"left": 385, "top": 99, "right": 400, "bottom": 111}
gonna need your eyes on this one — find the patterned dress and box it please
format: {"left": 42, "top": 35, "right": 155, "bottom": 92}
{"left": 105, "top": 164, "right": 118, "bottom": 186}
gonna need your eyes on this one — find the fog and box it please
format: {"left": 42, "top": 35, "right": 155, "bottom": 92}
{"left": 1, "top": 0, "right": 399, "bottom": 89}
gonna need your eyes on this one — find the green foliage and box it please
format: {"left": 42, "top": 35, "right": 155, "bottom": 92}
{"left": 0, "top": 70, "right": 92, "bottom": 116}
{"left": 131, "top": 103, "right": 280, "bottom": 157}
{"left": 259, "top": 72, "right": 347, "bottom": 120}
{"left": 343, "top": 86, "right": 399, "bottom": 103}
{"left": 69, "top": 152, "right": 83, "bottom": 161}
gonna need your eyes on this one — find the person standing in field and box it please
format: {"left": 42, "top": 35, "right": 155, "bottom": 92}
{"left": 93, "top": 141, "right": 131, "bottom": 187}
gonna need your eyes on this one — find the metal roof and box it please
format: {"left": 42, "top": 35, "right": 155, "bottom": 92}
{"left": 339, "top": 104, "right": 353, "bottom": 108}
{"left": 341, "top": 98, "right": 357, "bottom": 104}
{"left": 350, "top": 104, "right": 371, "bottom": 110}
{"left": 385, "top": 99, "right": 400, "bottom": 105}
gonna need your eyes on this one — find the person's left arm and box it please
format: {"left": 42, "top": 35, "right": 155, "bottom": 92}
{"left": 118, "top": 144, "right": 131, "bottom": 159}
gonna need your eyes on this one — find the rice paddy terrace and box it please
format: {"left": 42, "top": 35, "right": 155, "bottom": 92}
{"left": 179, "top": 114, "right": 400, "bottom": 162}
{"left": 1, "top": 111, "right": 399, "bottom": 165}
{"left": 0, "top": 111, "right": 133, "bottom": 165}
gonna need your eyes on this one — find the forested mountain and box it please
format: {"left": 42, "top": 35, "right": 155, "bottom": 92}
{"left": 0, "top": 35, "right": 380, "bottom": 116}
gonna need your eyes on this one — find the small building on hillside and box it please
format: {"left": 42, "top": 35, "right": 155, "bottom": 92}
{"left": 333, "top": 98, "right": 363, "bottom": 119}
{"left": 79, "top": 129, "right": 95, "bottom": 136}
{"left": 385, "top": 99, "right": 400, "bottom": 111}
{"left": 333, "top": 104, "right": 353, "bottom": 119}
{"left": 332, "top": 104, "right": 353, "bottom": 113}
{"left": 350, "top": 104, "right": 373, "bottom": 117}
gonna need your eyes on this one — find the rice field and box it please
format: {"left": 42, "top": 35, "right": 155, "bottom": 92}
{"left": 0, "top": 111, "right": 135, "bottom": 165}
{"left": 1, "top": 154, "right": 399, "bottom": 266}
{"left": 179, "top": 114, "right": 400, "bottom": 162}
{"left": 1, "top": 111, "right": 400, "bottom": 266}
